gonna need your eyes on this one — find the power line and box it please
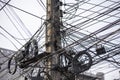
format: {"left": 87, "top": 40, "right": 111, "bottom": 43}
{"left": 0, "top": 0, "right": 45, "bottom": 20}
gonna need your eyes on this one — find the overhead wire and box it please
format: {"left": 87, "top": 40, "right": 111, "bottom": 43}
{"left": 68, "top": 28, "right": 120, "bottom": 67}
{"left": 0, "top": 23, "right": 46, "bottom": 79}
{"left": 5, "top": 2, "right": 32, "bottom": 37}
{"left": 63, "top": 0, "right": 82, "bottom": 20}
{"left": 0, "top": 4, "right": 27, "bottom": 42}
{"left": 79, "top": 11, "right": 120, "bottom": 30}
{"left": 63, "top": 0, "right": 120, "bottom": 28}
{"left": 67, "top": 2, "right": 120, "bottom": 29}
{"left": 7, "top": 27, "right": 120, "bottom": 79}
{"left": 0, "top": 0, "right": 120, "bottom": 79}
{"left": 64, "top": 7, "right": 118, "bottom": 39}
{"left": 60, "top": 23, "right": 119, "bottom": 51}
{"left": 0, "top": 0, "right": 45, "bottom": 20}
{"left": 64, "top": 0, "right": 91, "bottom": 21}
{"left": 63, "top": 0, "right": 107, "bottom": 22}
{"left": 64, "top": 0, "right": 90, "bottom": 13}
{"left": 64, "top": 7, "right": 120, "bottom": 24}
{"left": 8, "top": 21, "right": 46, "bottom": 59}
{"left": 62, "top": 0, "right": 120, "bottom": 76}
{"left": 55, "top": 19, "right": 120, "bottom": 60}
{"left": 62, "top": 27, "right": 120, "bottom": 76}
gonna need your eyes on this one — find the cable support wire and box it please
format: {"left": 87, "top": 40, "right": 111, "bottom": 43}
{"left": 63, "top": 17, "right": 118, "bottom": 41}
{"left": 87, "top": 28, "right": 120, "bottom": 51}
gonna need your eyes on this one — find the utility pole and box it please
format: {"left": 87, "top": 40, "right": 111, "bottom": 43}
{"left": 46, "top": 0, "right": 62, "bottom": 80}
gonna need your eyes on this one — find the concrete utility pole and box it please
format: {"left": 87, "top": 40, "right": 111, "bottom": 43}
{"left": 46, "top": 0, "right": 62, "bottom": 79}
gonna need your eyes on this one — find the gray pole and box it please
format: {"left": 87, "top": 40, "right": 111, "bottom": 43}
{"left": 46, "top": 0, "right": 62, "bottom": 80}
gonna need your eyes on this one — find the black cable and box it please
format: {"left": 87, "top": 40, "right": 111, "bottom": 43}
{"left": 64, "top": 6, "right": 120, "bottom": 40}
{"left": 63, "top": 0, "right": 120, "bottom": 26}
{"left": 69, "top": 3, "right": 120, "bottom": 29}
{"left": 64, "top": 7, "right": 120, "bottom": 24}
{"left": 68, "top": 31, "right": 120, "bottom": 68}
{"left": 62, "top": 19, "right": 120, "bottom": 56}
{"left": 0, "top": 0, "right": 119, "bottom": 79}
{"left": 64, "top": 0, "right": 90, "bottom": 13}
{"left": 80, "top": 11, "right": 120, "bottom": 30}
{"left": 63, "top": 0, "right": 106, "bottom": 22}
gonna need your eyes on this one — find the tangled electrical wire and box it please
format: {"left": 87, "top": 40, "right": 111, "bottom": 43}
{"left": 0, "top": 0, "right": 120, "bottom": 80}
